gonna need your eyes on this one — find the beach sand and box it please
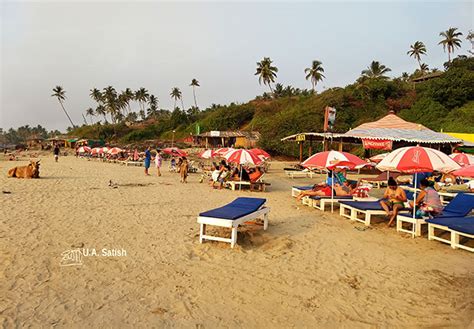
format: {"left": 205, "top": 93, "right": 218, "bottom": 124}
{"left": 1, "top": 155, "right": 473, "bottom": 327}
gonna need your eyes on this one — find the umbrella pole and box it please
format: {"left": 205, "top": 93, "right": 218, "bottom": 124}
{"left": 412, "top": 173, "right": 417, "bottom": 238}
{"left": 239, "top": 165, "right": 242, "bottom": 191}
{"left": 331, "top": 170, "right": 334, "bottom": 213}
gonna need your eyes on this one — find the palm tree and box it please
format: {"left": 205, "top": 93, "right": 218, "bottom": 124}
{"left": 135, "top": 88, "right": 149, "bottom": 112}
{"left": 361, "top": 61, "right": 391, "bottom": 79}
{"left": 170, "top": 87, "right": 183, "bottom": 109}
{"left": 420, "top": 63, "right": 429, "bottom": 73}
{"left": 407, "top": 41, "right": 427, "bottom": 70}
{"left": 103, "top": 86, "right": 118, "bottom": 123}
{"left": 255, "top": 57, "right": 278, "bottom": 92}
{"left": 190, "top": 79, "right": 200, "bottom": 108}
{"left": 95, "top": 105, "right": 107, "bottom": 123}
{"left": 86, "top": 107, "right": 95, "bottom": 124}
{"left": 90, "top": 88, "right": 103, "bottom": 105}
{"left": 147, "top": 95, "right": 158, "bottom": 117}
{"left": 439, "top": 27, "right": 463, "bottom": 62}
{"left": 51, "top": 86, "right": 75, "bottom": 127}
{"left": 466, "top": 30, "right": 473, "bottom": 55}
{"left": 304, "top": 60, "right": 325, "bottom": 92}
{"left": 122, "top": 88, "right": 135, "bottom": 113}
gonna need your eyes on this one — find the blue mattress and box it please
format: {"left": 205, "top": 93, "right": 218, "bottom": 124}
{"left": 441, "top": 194, "right": 474, "bottom": 217}
{"left": 199, "top": 197, "right": 266, "bottom": 220}
{"left": 338, "top": 200, "right": 383, "bottom": 211}
{"left": 309, "top": 195, "right": 352, "bottom": 200}
{"left": 426, "top": 216, "right": 474, "bottom": 230}
{"left": 449, "top": 221, "right": 474, "bottom": 235}
{"left": 293, "top": 186, "right": 313, "bottom": 190}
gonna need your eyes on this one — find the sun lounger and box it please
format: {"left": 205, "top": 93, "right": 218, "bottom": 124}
{"left": 306, "top": 195, "right": 353, "bottom": 211}
{"left": 291, "top": 185, "right": 313, "bottom": 197}
{"left": 197, "top": 197, "right": 270, "bottom": 248}
{"left": 339, "top": 199, "right": 410, "bottom": 226}
{"left": 396, "top": 193, "right": 474, "bottom": 236}
{"left": 284, "top": 168, "right": 318, "bottom": 179}
{"left": 226, "top": 174, "right": 267, "bottom": 191}
{"left": 360, "top": 172, "right": 401, "bottom": 188}
{"left": 426, "top": 217, "right": 474, "bottom": 252}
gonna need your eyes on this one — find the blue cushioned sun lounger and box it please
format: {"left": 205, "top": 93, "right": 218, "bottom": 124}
{"left": 291, "top": 185, "right": 313, "bottom": 197}
{"left": 427, "top": 216, "right": 474, "bottom": 252}
{"left": 197, "top": 197, "right": 270, "bottom": 248}
{"left": 306, "top": 195, "right": 353, "bottom": 211}
{"left": 339, "top": 199, "right": 410, "bottom": 226}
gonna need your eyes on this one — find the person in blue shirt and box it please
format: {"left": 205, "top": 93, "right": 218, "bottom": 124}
{"left": 144, "top": 146, "right": 151, "bottom": 175}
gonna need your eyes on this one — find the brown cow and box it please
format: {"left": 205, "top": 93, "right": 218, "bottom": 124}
{"left": 7, "top": 160, "right": 40, "bottom": 178}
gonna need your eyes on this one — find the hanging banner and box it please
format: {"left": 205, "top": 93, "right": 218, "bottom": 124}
{"left": 362, "top": 139, "right": 393, "bottom": 150}
{"left": 324, "top": 106, "right": 336, "bottom": 132}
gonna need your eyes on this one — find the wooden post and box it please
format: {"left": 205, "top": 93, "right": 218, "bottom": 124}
{"left": 299, "top": 142, "right": 303, "bottom": 163}
{"left": 338, "top": 140, "right": 343, "bottom": 152}
{"left": 309, "top": 139, "right": 313, "bottom": 157}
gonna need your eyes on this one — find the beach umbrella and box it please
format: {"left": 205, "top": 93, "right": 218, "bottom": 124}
{"left": 225, "top": 149, "right": 263, "bottom": 165}
{"left": 198, "top": 149, "right": 217, "bottom": 159}
{"left": 249, "top": 148, "right": 271, "bottom": 159}
{"left": 369, "top": 152, "right": 389, "bottom": 163}
{"left": 302, "top": 151, "right": 366, "bottom": 213}
{"left": 107, "top": 147, "right": 123, "bottom": 155}
{"left": 302, "top": 151, "right": 367, "bottom": 170}
{"left": 215, "top": 147, "right": 234, "bottom": 157}
{"left": 376, "top": 146, "right": 461, "bottom": 236}
{"left": 91, "top": 147, "right": 109, "bottom": 155}
{"left": 77, "top": 146, "right": 91, "bottom": 153}
{"left": 449, "top": 153, "right": 474, "bottom": 167}
{"left": 452, "top": 164, "right": 474, "bottom": 178}
{"left": 162, "top": 147, "right": 187, "bottom": 157}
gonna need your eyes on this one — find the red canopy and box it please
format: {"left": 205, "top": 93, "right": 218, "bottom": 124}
{"left": 162, "top": 147, "right": 187, "bottom": 157}
{"left": 452, "top": 165, "right": 474, "bottom": 178}
{"left": 302, "top": 151, "right": 366, "bottom": 169}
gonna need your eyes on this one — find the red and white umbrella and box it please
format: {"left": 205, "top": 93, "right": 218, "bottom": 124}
{"left": 377, "top": 146, "right": 461, "bottom": 231}
{"left": 249, "top": 148, "right": 271, "bottom": 160}
{"left": 91, "top": 147, "right": 109, "bottom": 155}
{"left": 369, "top": 152, "right": 389, "bottom": 163}
{"left": 377, "top": 146, "right": 461, "bottom": 174}
{"left": 162, "top": 147, "right": 187, "bottom": 157}
{"left": 77, "top": 146, "right": 91, "bottom": 153}
{"left": 107, "top": 147, "right": 123, "bottom": 155}
{"left": 302, "top": 151, "right": 366, "bottom": 213}
{"left": 198, "top": 149, "right": 217, "bottom": 159}
{"left": 215, "top": 148, "right": 234, "bottom": 157}
{"left": 452, "top": 164, "right": 474, "bottom": 178}
{"left": 449, "top": 153, "right": 474, "bottom": 167}
{"left": 302, "top": 151, "right": 366, "bottom": 169}
{"left": 225, "top": 149, "right": 262, "bottom": 165}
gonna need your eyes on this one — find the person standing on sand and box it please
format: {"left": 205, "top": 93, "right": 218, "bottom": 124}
{"left": 144, "top": 147, "right": 151, "bottom": 175}
{"left": 180, "top": 156, "right": 189, "bottom": 183}
{"left": 155, "top": 149, "right": 162, "bottom": 176}
{"left": 53, "top": 144, "right": 60, "bottom": 162}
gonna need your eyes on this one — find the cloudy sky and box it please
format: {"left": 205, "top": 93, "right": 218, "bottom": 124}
{"left": 1, "top": 0, "right": 472, "bottom": 131}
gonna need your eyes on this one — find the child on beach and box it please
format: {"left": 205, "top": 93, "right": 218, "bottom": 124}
{"left": 144, "top": 147, "right": 151, "bottom": 175}
{"left": 53, "top": 144, "right": 60, "bottom": 162}
{"left": 180, "top": 157, "right": 189, "bottom": 183}
{"left": 155, "top": 150, "right": 162, "bottom": 176}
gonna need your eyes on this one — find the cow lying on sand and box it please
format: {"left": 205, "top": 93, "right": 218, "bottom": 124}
{"left": 7, "top": 160, "right": 40, "bottom": 178}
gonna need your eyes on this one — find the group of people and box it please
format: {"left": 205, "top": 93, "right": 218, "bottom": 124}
{"left": 295, "top": 168, "right": 447, "bottom": 227}
{"left": 208, "top": 159, "right": 263, "bottom": 189}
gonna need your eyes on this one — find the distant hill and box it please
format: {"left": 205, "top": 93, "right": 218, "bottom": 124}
{"left": 67, "top": 57, "right": 473, "bottom": 156}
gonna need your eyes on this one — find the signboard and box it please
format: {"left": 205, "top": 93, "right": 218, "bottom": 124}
{"left": 210, "top": 131, "right": 220, "bottom": 137}
{"left": 324, "top": 106, "right": 337, "bottom": 132}
{"left": 362, "top": 139, "right": 393, "bottom": 150}
{"left": 296, "top": 134, "right": 306, "bottom": 142}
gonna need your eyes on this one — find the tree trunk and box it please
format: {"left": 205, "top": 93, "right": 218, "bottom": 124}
{"left": 174, "top": 99, "right": 177, "bottom": 110}
{"left": 181, "top": 98, "right": 185, "bottom": 111}
{"left": 59, "top": 100, "right": 75, "bottom": 128}
{"left": 417, "top": 58, "right": 422, "bottom": 71}
{"left": 193, "top": 86, "right": 198, "bottom": 108}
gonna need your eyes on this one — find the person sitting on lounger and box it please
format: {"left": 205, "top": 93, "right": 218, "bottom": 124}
{"left": 380, "top": 177, "right": 407, "bottom": 226}
{"left": 409, "top": 178, "right": 443, "bottom": 218}
{"left": 334, "top": 181, "right": 353, "bottom": 196}
{"left": 249, "top": 167, "right": 263, "bottom": 182}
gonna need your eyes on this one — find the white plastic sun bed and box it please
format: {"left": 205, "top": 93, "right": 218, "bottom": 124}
{"left": 197, "top": 197, "right": 270, "bottom": 248}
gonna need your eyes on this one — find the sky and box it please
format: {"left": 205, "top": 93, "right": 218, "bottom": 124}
{"left": 1, "top": 0, "right": 472, "bottom": 131}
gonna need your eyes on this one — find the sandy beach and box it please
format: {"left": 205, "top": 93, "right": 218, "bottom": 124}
{"left": 1, "top": 155, "right": 473, "bottom": 328}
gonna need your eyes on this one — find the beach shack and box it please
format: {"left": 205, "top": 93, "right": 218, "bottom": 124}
{"left": 194, "top": 131, "right": 260, "bottom": 148}
{"left": 26, "top": 137, "right": 45, "bottom": 149}
{"left": 282, "top": 111, "right": 463, "bottom": 162}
